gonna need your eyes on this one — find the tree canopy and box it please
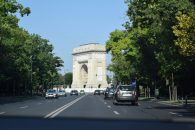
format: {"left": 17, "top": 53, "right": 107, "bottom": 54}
{"left": 0, "top": 0, "right": 63, "bottom": 96}
{"left": 106, "top": 0, "right": 195, "bottom": 98}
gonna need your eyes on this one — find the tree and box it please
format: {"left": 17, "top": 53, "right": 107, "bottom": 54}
{"left": 107, "top": 0, "right": 195, "bottom": 100}
{"left": 173, "top": 12, "right": 195, "bottom": 57}
{"left": 0, "top": 0, "right": 63, "bottom": 96}
{"left": 64, "top": 72, "right": 72, "bottom": 88}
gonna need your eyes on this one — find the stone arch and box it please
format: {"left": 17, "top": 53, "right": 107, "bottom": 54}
{"left": 80, "top": 64, "right": 88, "bottom": 86}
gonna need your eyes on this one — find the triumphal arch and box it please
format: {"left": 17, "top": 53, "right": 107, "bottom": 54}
{"left": 71, "top": 43, "right": 108, "bottom": 91}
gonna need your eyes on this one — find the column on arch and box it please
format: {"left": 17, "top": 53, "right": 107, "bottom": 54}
{"left": 72, "top": 59, "right": 80, "bottom": 88}
{"left": 86, "top": 58, "right": 96, "bottom": 88}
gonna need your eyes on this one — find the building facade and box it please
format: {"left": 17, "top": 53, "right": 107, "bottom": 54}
{"left": 71, "top": 43, "right": 108, "bottom": 92}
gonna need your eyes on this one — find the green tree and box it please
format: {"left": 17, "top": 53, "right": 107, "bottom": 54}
{"left": 173, "top": 12, "right": 195, "bottom": 57}
{"left": 0, "top": 0, "right": 63, "bottom": 96}
{"left": 64, "top": 72, "right": 72, "bottom": 88}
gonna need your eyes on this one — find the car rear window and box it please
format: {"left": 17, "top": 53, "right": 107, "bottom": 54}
{"left": 47, "top": 90, "right": 56, "bottom": 93}
{"left": 119, "top": 85, "right": 135, "bottom": 91}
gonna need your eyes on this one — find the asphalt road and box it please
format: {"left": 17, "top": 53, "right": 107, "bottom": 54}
{"left": 0, "top": 94, "right": 195, "bottom": 130}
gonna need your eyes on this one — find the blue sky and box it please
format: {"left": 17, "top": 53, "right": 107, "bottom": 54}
{"left": 18, "top": 0, "right": 128, "bottom": 74}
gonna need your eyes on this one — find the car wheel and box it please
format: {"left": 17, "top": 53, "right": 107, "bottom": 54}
{"left": 131, "top": 101, "right": 138, "bottom": 105}
{"left": 113, "top": 99, "right": 118, "bottom": 105}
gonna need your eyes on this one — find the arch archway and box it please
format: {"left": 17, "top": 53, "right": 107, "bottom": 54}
{"left": 80, "top": 64, "right": 88, "bottom": 86}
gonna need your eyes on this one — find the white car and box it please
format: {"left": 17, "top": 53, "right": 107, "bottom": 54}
{"left": 45, "top": 89, "right": 58, "bottom": 99}
{"left": 58, "top": 90, "right": 67, "bottom": 97}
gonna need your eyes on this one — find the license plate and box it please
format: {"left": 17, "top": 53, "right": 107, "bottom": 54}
{"left": 123, "top": 94, "right": 132, "bottom": 96}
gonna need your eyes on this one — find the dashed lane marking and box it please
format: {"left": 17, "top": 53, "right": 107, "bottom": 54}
{"left": 0, "top": 112, "right": 5, "bottom": 115}
{"left": 107, "top": 105, "right": 111, "bottom": 108}
{"left": 38, "top": 102, "right": 42, "bottom": 105}
{"left": 113, "top": 111, "right": 119, "bottom": 115}
{"left": 169, "top": 112, "right": 177, "bottom": 115}
{"left": 104, "top": 102, "right": 107, "bottom": 105}
{"left": 169, "top": 112, "right": 183, "bottom": 117}
{"left": 20, "top": 106, "right": 28, "bottom": 109}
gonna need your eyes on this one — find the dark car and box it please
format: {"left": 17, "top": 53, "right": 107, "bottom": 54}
{"left": 113, "top": 85, "right": 138, "bottom": 105}
{"left": 100, "top": 90, "right": 104, "bottom": 95}
{"left": 94, "top": 90, "right": 100, "bottom": 95}
{"left": 104, "top": 87, "right": 114, "bottom": 99}
{"left": 70, "top": 90, "right": 79, "bottom": 96}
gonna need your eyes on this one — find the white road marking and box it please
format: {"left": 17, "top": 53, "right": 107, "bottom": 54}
{"left": 20, "top": 106, "right": 28, "bottom": 109}
{"left": 38, "top": 102, "right": 42, "bottom": 105}
{"left": 113, "top": 111, "right": 119, "bottom": 115}
{"left": 0, "top": 112, "right": 5, "bottom": 115}
{"left": 44, "top": 95, "right": 86, "bottom": 119}
{"left": 169, "top": 112, "right": 183, "bottom": 117}
{"left": 104, "top": 102, "right": 107, "bottom": 104}
{"left": 107, "top": 105, "right": 111, "bottom": 108}
{"left": 169, "top": 112, "right": 177, "bottom": 115}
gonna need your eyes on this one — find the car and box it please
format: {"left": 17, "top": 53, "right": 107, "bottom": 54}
{"left": 70, "top": 90, "right": 79, "bottom": 96}
{"left": 80, "top": 90, "right": 85, "bottom": 95}
{"left": 104, "top": 87, "right": 114, "bottom": 99}
{"left": 57, "top": 90, "right": 67, "bottom": 97}
{"left": 100, "top": 90, "right": 104, "bottom": 95}
{"left": 45, "top": 89, "right": 58, "bottom": 99}
{"left": 94, "top": 90, "right": 100, "bottom": 95}
{"left": 113, "top": 85, "right": 138, "bottom": 105}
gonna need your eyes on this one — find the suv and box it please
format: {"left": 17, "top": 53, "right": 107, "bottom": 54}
{"left": 104, "top": 87, "right": 114, "bottom": 99}
{"left": 94, "top": 90, "right": 100, "bottom": 95}
{"left": 113, "top": 85, "right": 138, "bottom": 105}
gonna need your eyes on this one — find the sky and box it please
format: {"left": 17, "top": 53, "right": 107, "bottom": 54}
{"left": 18, "top": 0, "right": 128, "bottom": 74}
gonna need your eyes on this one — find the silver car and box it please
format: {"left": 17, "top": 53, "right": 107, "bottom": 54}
{"left": 45, "top": 89, "right": 58, "bottom": 99}
{"left": 113, "top": 85, "right": 138, "bottom": 105}
{"left": 58, "top": 90, "right": 67, "bottom": 97}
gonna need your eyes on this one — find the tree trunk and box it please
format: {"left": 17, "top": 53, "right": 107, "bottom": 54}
{"left": 169, "top": 85, "right": 172, "bottom": 101}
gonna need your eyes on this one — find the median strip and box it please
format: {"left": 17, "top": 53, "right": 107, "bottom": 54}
{"left": 44, "top": 95, "right": 86, "bottom": 119}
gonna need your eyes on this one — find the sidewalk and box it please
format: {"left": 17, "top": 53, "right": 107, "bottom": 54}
{"left": 139, "top": 97, "right": 195, "bottom": 108}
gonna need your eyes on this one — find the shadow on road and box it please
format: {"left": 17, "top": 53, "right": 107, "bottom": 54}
{"left": 0, "top": 116, "right": 195, "bottom": 130}
{"left": 0, "top": 96, "right": 43, "bottom": 105}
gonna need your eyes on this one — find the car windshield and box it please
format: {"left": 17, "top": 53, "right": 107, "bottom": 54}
{"left": 47, "top": 90, "right": 56, "bottom": 93}
{"left": 1, "top": 0, "right": 195, "bottom": 129}
{"left": 119, "top": 86, "right": 135, "bottom": 91}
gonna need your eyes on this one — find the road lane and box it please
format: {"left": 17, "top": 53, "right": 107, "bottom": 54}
{"left": 0, "top": 95, "right": 83, "bottom": 117}
{"left": 1, "top": 94, "right": 195, "bottom": 130}
{"left": 56, "top": 94, "right": 117, "bottom": 119}
{"left": 0, "top": 94, "right": 195, "bottom": 123}
{"left": 44, "top": 95, "right": 86, "bottom": 118}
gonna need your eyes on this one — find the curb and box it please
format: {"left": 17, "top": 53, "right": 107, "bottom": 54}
{"left": 157, "top": 101, "right": 183, "bottom": 107}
